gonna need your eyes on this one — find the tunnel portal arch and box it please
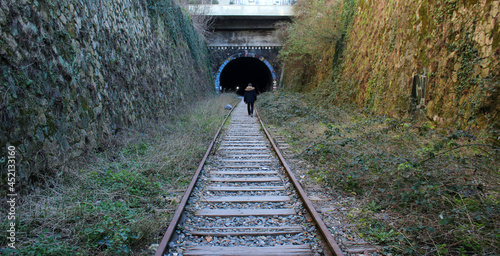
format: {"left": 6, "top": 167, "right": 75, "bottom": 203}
{"left": 215, "top": 53, "right": 277, "bottom": 95}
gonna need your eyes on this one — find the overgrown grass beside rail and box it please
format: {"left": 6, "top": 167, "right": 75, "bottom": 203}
{"left": 257, "top": 92, "right": 499, "bottom": 255}
{"left": 0, "top": 94, "right": 239, "bottom": 255}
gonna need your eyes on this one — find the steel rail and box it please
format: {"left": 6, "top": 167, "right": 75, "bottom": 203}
{"left": 256, "top": 109, "right": 345, "bottom": 256}
{"left": 155, "top": 106, "right": 235, "bottom": 256}
{"left": 155, "top": 103, "right": 344, "bottom": 256}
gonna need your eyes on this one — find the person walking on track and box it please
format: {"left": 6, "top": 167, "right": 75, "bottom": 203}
{"left": 244, "top": 83, "right": 257, "bottom": 117}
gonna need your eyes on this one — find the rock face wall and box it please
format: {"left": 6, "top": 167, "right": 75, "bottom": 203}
{"left": 339, "top": 0, "right": 499, "bottom": 129}
{"left": 0, "top": 0, "right": 213, "bottom": 180}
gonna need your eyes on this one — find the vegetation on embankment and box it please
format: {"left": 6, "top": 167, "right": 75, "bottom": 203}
{"left": 279, "top": 0, "right": 499, "bottom": 137}
{"left": 277, "top": 0, "right": 499, "bottom": 254}
{"left": 258, "top": 92, "right": 499, "bottom": 255}
{"left": 0, "top": 94, "right": 239, "bottom": 255}
{"left": 0, "top": 0, "right": 213, "bottom": 183}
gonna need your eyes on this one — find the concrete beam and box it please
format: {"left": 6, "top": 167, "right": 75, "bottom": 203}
{"left": 208, "top": 30, "right": 282, "bottom": 47}
{"left": 213, "top": 18, "right": 289, "bottom": 30}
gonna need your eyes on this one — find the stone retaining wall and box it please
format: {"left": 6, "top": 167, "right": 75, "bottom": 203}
{"left": 341, "top": 0, "right": 499, "bottom": 129}
{"left": 0, "top": 0, "right": 212, "bottom": 181}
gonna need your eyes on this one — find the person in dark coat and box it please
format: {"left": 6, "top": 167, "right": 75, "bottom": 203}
{"left": 243, "top": 83, "right": 257, "bottom": 117}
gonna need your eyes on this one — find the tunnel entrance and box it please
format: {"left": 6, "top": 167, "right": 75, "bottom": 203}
{"left": 217, "top": 57, "right": 275, "bottom": 95}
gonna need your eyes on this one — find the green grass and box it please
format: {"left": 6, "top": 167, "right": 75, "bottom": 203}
{"left": 258, "top": 91, "right": 499, "bottom": 255}
{"left": 0, "top": 94, "right": 239, "bottom": 255}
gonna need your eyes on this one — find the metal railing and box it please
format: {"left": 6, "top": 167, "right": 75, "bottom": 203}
{"left": 189, "top": 0, "right": 296, "bottom": 5}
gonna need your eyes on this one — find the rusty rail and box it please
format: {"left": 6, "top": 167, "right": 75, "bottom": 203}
{"left": 155, "top": 104, "right": 344, "bottom": 256}
{"left": 256, "top": 109, "right": 345, "bottom": 256}
{"left": 155, "top": 107, "right": 234, "bottom": 256}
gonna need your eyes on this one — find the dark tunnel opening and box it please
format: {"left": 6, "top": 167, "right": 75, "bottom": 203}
{"left": 219, "top": 57, "right": 273, "bottom": 95}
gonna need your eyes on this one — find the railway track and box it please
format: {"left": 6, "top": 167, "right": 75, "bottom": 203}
{"left": 155, "top": 100, "right": 344, "bottom": 256}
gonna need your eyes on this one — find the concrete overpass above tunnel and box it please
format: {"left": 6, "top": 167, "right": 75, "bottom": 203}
{"left": 188, "top": 3, "right": 294, "bottom": 94}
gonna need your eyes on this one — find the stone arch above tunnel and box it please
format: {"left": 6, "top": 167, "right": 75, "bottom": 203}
{"left": 214, "top": 52, "right": 277, "bottom": 95}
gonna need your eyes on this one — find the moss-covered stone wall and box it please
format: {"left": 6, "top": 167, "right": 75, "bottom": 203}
{"left": 339, "top": 0, "right": 499, "bottom": 129}
{"left": 0, "top": 0, "right": 213, "bottom": 181}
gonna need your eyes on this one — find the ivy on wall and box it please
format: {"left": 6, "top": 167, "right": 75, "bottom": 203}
{"left": 146, "top": 0, "right": 210, "bottom": 70}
